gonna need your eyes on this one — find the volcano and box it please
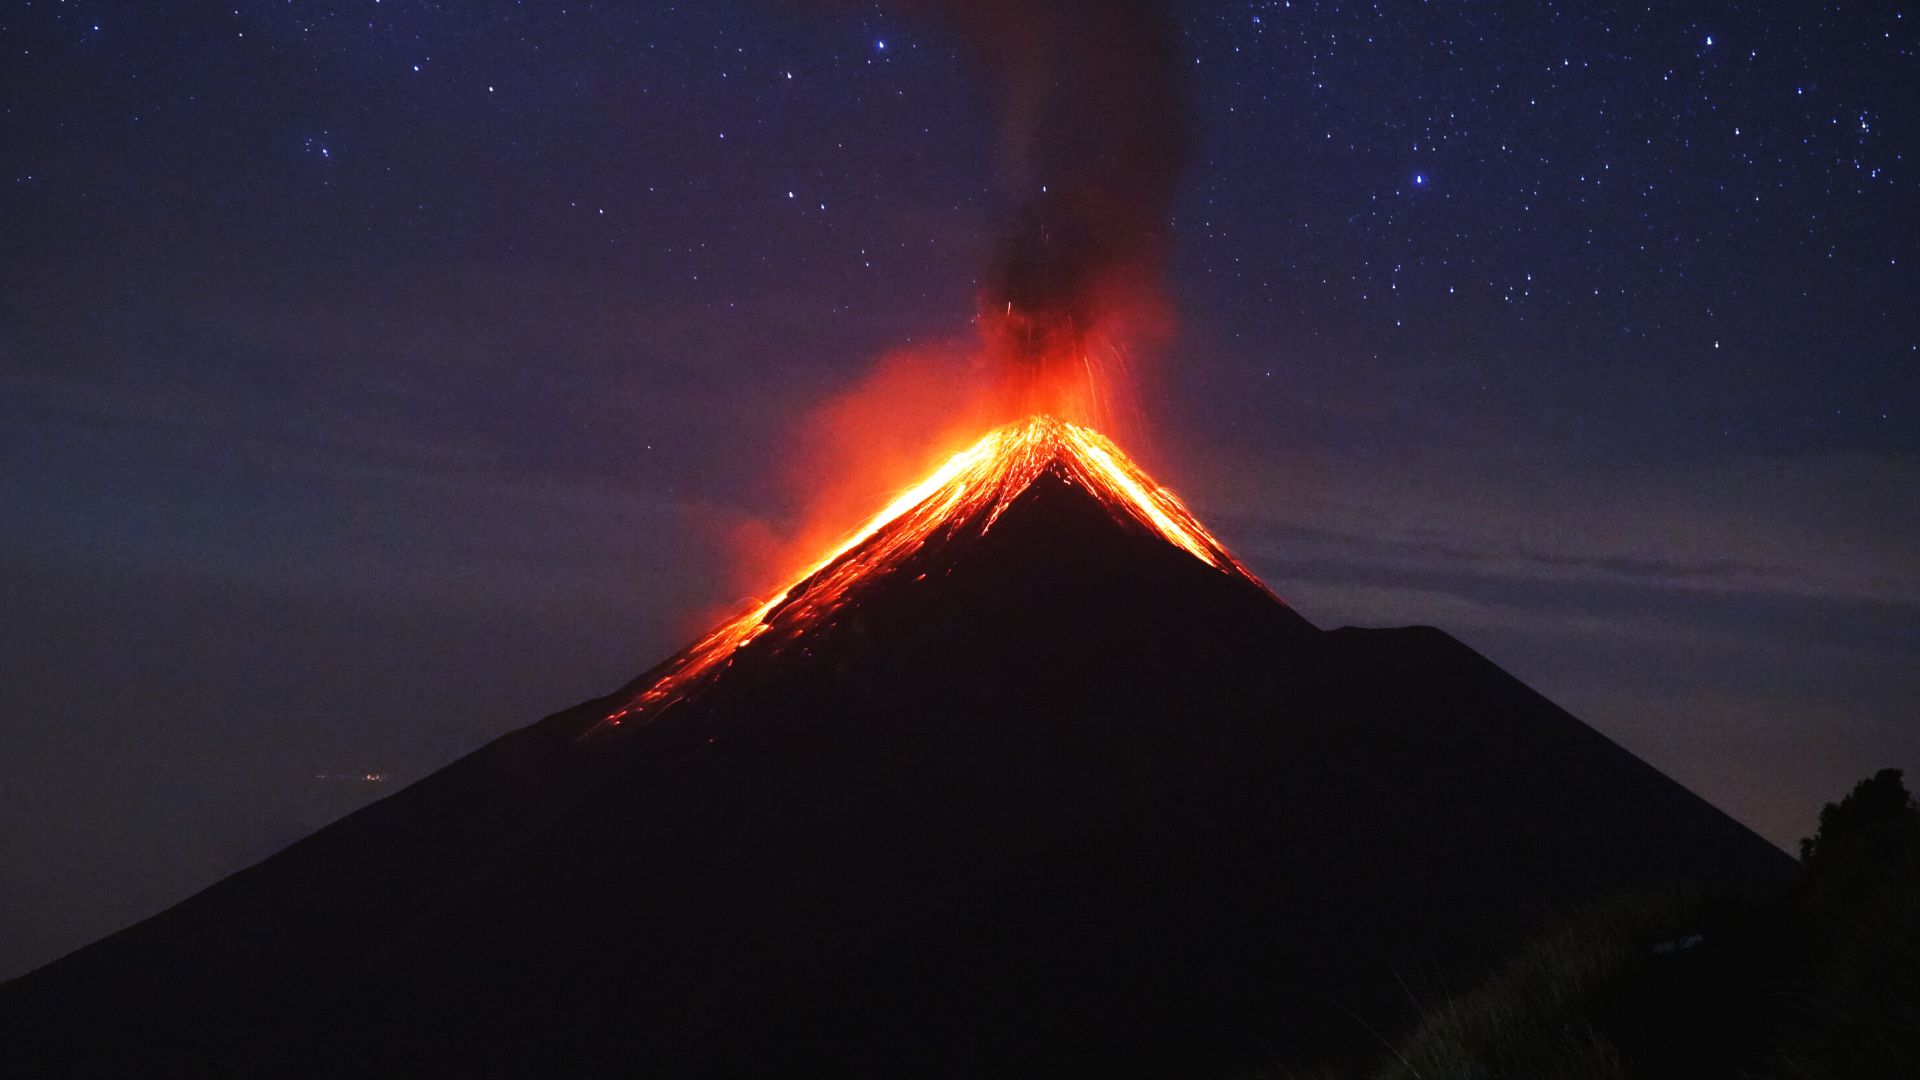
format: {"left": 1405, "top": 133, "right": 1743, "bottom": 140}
{"left": 1, "top": 416, "right": 1786, "bottom": 1078}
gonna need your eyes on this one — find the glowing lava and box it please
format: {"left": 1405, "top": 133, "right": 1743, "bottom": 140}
{"left": 600, "top": 415, "right": 1264, "bottom": 731}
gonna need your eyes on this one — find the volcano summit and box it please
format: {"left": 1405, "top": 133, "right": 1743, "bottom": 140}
{"left": 602, "top": 416, "right": 1268, "bottom": 730}
{"left": 1, "top": 418, "right": 1786, "bottom": 1077}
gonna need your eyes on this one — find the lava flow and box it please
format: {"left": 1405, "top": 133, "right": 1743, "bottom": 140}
{"left": 600, "top": 415, "right": 1263, "bottom": 731}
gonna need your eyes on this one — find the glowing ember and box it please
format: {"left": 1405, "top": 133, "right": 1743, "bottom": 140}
{"left": 599, "top": 415, "right": 1264, "bottom": 731}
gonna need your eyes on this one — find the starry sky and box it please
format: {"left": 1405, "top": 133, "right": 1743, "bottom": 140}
{"left": 3, "top": 0, "right": 1916, "bottom": 980}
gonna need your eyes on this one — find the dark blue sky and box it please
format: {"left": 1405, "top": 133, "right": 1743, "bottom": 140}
{"left": 2, "top": 0, "right": 1915, "bottom": 979}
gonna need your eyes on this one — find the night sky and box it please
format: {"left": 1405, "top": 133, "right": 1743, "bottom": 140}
{"left": 3, "top": 1, "right": 1916, "bottom": 980}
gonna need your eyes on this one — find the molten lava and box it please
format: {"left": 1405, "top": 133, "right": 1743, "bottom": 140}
{"left": 601, "top": 415, "right": 1263, "bottom": 731}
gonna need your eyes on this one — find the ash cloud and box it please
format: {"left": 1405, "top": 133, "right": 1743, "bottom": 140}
{"left": 908, "top": 0, "right": 1193, "bottom": 361}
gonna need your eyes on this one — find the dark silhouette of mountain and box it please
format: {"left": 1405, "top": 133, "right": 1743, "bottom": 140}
{"left": 1, "top": 426, "right": 1788, "bottom": 1078}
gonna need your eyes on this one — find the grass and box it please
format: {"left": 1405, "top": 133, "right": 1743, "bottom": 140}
{"left": 1368, "top": 891, "right": 1695, "bottom": 1080}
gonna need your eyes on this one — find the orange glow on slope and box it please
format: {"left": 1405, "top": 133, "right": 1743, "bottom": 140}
{"left": 600, "top": 415, "right": 1263, "bottom": 731}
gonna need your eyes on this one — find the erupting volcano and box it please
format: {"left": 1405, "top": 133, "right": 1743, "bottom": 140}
{"left": 605, "top": 415, "right": 1262, "bottom": 730}
{"left": 1, "top": 394, "right": 1790, "bottom": 1078}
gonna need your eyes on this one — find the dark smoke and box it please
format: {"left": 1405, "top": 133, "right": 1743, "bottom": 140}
{"left": 908, "top": 0, "right": 1192, "bottom": 364}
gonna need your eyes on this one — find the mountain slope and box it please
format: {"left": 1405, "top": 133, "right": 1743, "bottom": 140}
{"left": 0, "top": 427, "right": 1788, "bottom": 1078}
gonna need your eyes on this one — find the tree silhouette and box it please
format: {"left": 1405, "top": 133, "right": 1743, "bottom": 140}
{"left": 1799, "top": 767, "right": 1920, "bottom": 889}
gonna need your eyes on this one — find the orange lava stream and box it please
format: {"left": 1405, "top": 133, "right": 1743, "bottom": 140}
{"left": 601, "top": 415, "right": 1258, "bottom": 730}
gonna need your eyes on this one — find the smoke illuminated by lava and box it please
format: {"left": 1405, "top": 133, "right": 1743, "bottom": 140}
{"left": 602, "top": 416, "right": 1263, "bottom": 731}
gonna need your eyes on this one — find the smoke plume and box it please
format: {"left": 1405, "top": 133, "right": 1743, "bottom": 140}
{"left": 909, "top": 0, "right": 1192, "bottom": 366}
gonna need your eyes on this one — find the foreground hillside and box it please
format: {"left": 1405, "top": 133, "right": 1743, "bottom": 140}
{"left": 1249, "top": 769, "right": 1920, "bottom": 1080}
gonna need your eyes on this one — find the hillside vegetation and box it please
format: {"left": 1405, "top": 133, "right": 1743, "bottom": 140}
{"left": 1251, "top": 769, "right": 1920, "bottom": 1080}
